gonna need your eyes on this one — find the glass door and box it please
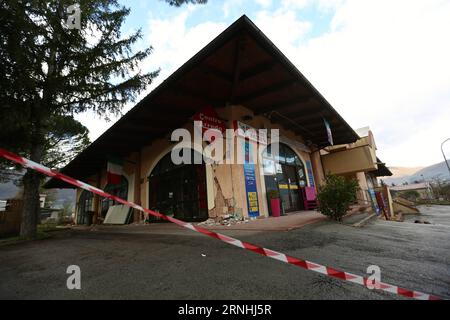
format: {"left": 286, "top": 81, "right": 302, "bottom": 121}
{"left": 276, "top": 167, "right": 292, "bottom": 212}
{"left": 284, "top": 165, "right": 301, "bottom": 211}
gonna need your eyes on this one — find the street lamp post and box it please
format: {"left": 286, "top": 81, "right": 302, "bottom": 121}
{"left": 441, "top": 138, "right": 450, "bottom": 176}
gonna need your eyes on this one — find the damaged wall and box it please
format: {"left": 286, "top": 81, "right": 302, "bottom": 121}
{"left": 74, "top": 103, "right": 324, "bottom": 224}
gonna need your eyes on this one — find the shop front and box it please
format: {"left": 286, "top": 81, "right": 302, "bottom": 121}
{"left": 148, "top": 149, "right": 208, "bottom": 222}
{"left": 263, "top": 143, "right": 308, "bottom": 214}
{"left": 45, "top": 15, "right": 359, "bottom": 225}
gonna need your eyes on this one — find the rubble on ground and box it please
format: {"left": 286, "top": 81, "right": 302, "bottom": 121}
{"left": 414, "top": 220, "right": 431, "bottom": 224}
{"left": 198, "top": 213, "right": 249, "bottom": 227}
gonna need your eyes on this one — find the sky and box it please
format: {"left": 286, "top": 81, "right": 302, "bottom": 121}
{"left": 75, "top": 0, "right": 450, "bottom": 168}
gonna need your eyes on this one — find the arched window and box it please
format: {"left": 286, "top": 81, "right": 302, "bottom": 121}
{"left": 263, "top": 143, "right": 308, "bottom": 213}
{"left": 148, "top": 149, "right": 208, "bottom": 222}
{"left": 101, "top": 177, "right": 128, "bottom": 217}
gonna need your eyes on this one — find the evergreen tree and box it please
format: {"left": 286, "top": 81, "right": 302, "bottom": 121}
{"left": 0, "top": 0, "right": 206, "bottom": 238}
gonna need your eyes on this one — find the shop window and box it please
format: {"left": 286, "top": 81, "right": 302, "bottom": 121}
{"left": 101, "top": 177, "right": 128, "bottom": 217}
{"left": 148, "top": 149, "right": 208, "bottom": 222}
{"left": 263, "top": 143, "right": 308, "bottom": 213}
{"left": 77, "top": 190, "right": 93, "bottom": 225}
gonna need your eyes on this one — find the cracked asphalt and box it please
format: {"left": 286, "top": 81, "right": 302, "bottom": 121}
{"left": 0, "top": 205, "right": 449, "bottom": 299}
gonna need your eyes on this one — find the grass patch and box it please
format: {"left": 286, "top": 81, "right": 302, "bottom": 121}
{"left": 37, "top": 223, "right": 59, "bottom": 232}
{"left": 0, "top": 231, "right": 51, "bottom": 247}
{"left": 0, "top": 224, "right": 68, "bottom": 247}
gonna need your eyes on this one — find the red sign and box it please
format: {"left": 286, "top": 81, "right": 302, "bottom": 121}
{"left": 193, "top": 106, "right": 226, "bottom": 134}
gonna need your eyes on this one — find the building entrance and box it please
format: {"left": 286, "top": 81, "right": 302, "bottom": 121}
{"left": 148, "top": 149, "right": 208, "bottom": 222}
{"left": 263, "top": 143, "right": 308, "bottom": 214}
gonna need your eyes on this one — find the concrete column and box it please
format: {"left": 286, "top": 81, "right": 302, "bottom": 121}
{"left": 356, "top": 172, "right": 369, "bottom": 202}
{"left": 310, "top": 150, "right": 326, "bottom": 187}
{"left": 92, "top": 173, "right": 101, "bottom": 224}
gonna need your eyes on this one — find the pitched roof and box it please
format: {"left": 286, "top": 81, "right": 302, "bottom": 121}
{"left": 46, "top": 15, "right": 359, "bottom": 188}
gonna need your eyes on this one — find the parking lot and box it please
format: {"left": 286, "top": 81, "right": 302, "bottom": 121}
{"left": 0, "top": 205, "right": 449, "bottom": 299}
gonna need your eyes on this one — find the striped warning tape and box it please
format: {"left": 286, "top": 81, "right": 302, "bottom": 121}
{"left": 0, "top": 147, "right": 443, "bottom": 300}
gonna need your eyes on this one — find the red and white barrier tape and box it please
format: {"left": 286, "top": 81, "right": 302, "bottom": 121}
{"left": 0, "top": 147, "right": 443, "bottom": 300}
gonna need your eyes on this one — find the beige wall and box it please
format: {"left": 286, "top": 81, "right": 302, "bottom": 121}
{"left": 356, "top": 172, "right": 369, "bottom": 202}
{"left": 310, "top": 150, "right": 325, "bottom": 186}
{"left": 322, "top": 145, "right": 377, "bottom": 175}
{"left": 74, "top": 104, "right": 326, "bottom": 223}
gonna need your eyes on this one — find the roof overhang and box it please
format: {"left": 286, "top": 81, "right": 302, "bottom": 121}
{"left": 45, "top": 15, "right": 359, "bottom": 189}
{"left": 374, "top": 157, "right": 393, "bottom": 177}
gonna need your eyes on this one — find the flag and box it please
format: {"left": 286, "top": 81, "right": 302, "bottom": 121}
{"left": 107, "top": 157, "right": 123, "bottom": 184}
{"left": 323, "top": 118, "right": 334, "bottom": 146}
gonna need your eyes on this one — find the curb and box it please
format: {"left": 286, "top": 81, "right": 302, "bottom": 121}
{"left": 352, "top": 213, "right": 377, "bottom": 228}
{"left": 0, "top": 147, "right": 442, "bottom": 300}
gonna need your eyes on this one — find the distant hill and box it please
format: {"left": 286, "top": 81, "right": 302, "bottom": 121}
{"left": 388, "top": 166, "right": 424, "bottom": 179}
{"left": 383, "top": 161, "right": 450, "bottom": 185}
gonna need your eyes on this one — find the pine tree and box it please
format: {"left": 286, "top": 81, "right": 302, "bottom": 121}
{"left": 0, "top": 0, "right": 206, "bottom": 238}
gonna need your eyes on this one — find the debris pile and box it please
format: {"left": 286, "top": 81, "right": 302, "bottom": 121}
{"left": 198, "top": 213, "right": 249, "bottom": 227}
{"left": 414, "top": 220, "right": 431, "bottom": 224}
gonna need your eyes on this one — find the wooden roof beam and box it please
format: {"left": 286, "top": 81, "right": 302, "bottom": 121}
{"left": 230, "top": 36, "right": 246, "bottom": 103}
{"left": 254, "top": 95, "right": 312, "bottom": 115}
{"left": 118, "top": 124, "right": 172, "bottom": 134}
{"left": 239, "top": 59, "right": 277, "bottom": 82}
{"left": 235, "top": 79, "right": 297, "bottom": 104}
{"left": 170, "top": 85, "right": 225, "bottom": 106}
{"left": 199, "top": 64, "right": 233, "bottom": 83}
{"left": 127, "top": 112, "right": 192, "bottom": 125}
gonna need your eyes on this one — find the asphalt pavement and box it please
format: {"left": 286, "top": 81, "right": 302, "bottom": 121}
{"left": 0, "top": 205, "right": 448, "bottom": 299}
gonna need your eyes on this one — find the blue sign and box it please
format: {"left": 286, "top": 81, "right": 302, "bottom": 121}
{"left": 243, "top": 141, "right": 260, "bottom": 218}
{"left": 305, "top": 160, "right": 315, "bottom": 187}
{"left": 368, "top": 188, "right": 380, "bottom": 214}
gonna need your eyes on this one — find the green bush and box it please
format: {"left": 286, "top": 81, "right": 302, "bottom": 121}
{"left": 317, "top": 175, "right": 359, "bottom": 221}
{"left": 401, "top": 190, "right": 420, "bottom": 202}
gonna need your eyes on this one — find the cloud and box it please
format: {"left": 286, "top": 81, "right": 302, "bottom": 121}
{"left": 296, "top": 0, "right": 450, "bottom": 167}
{"left": 254, "top": 9, "right": 312, "bottom": 53}
{"left": 280, "top": 0, "right": 309, "bottom": 10}
{"left": 223, "top": 0, "right": 245, "bottom": 18}
{"left": 254, "top": 0, "right": 272, "bottom": 8}
{"left": 143, "top": 9, "right": 227, "bottom": 86}
{"left": 79, "top": 0, "right": 450, "bottom": 168}
{"left": 253, "top": 0, "right": 450, "bottom": 167}
{"left": 76, "top": 8, "right": 227, "bottom": 142}
{"left": 280, "top": 0, "right": 344, "bottom": 11}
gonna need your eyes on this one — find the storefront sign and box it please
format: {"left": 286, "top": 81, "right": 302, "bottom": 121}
{"left": 193, "top": 106, "right": 226, "bottom": 134}
{"left": 243, "top": 140, "right": 260, "bottom": 218}
{"left": 233, "top": 120, "right": 268, "bottom": 145}
{"left": 305, "top": 160, "right": 315, "bottom": 187}
{"left": 368, "top": 188, "right": 380, "bottom": 214}
{"left": 262, "top": 158, "right": 276, "bottom": 175}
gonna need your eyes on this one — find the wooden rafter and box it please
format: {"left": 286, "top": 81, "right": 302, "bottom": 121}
{"left": 234, "top": 79, "right": 297, "bottom": 104}
{"left": 254, "top": 95, "right": 311, "bottom": 115}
